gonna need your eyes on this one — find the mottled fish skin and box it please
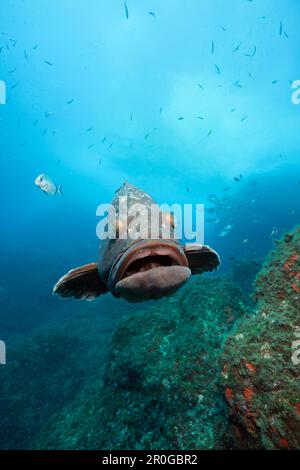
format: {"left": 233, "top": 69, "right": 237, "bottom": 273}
{"left": 98, "top": 181, "right": 179, "bottom": 284}
{"left": 53, "top": 181, "right": 220, "bottom": 303}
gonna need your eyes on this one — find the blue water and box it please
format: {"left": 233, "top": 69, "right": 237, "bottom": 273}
{"left": 0, "top": 0, "right": 300, "bottom": 449}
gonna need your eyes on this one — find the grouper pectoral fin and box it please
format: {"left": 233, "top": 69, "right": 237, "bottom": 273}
{"left": 183, "top": 244, "right": 220, "bottom": 274}
{"left": 53, "top": 262, "right": 108, "bottom": 300}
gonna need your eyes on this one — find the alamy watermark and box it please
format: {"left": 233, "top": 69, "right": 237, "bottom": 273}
{"left": 0, "top": 80, "right": 6, "bottom": 105}
{"left": 291, "top": 80, "right": 300, "bottom": 105}
{"left": 96, "top": 198, "right": 205, "bottom": 244}
{"left": 291, "top": 326, "right": 300, "bottom": 365}
{"left": 0, "top": 340, "right": 6, "bottom": 365}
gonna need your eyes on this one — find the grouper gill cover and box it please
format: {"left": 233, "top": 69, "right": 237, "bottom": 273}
{"left": 0, "top": 0, "right": 300, "bottom": 453}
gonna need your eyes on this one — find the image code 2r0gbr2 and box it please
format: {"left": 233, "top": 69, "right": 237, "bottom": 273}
{"left": 145, "top": 454, "right": 198, "bottom": 465}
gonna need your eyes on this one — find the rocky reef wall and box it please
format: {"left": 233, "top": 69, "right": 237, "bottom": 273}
{"left": 222, "top": 227, "right": 300, "bottom": 449}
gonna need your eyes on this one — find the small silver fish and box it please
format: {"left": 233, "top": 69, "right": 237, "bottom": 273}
{"left": 35, "top": 173, "right": 63, "bottom": 196}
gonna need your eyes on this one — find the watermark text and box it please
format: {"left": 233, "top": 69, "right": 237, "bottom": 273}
{"left": 0, "top": 80, "right": 6, "bottom": 105}
{"left": 291, "top": 326, "right": 300, "bottom": 365}
{"left": 0, "top": 340, "right": 6, "bottom": 365}
{"left": 291, "top": 80, "right": 300, "bottom": 105}
{"left": 96, "top": 198, "right": 205, "bottom": 244}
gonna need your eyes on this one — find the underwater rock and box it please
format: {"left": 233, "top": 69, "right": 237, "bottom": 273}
{"left": 36, "top": 276, "right": 250, "bottom": 450}
{"left": 0, "top": 333, "right": 85, "bottom": 449}
{"left": 0, "top": 296, "right": 125, "bottom": 450}
{"left": 222, "top": 227, "right": 300, "bottom": 449}
{"left": 231, "top": 259, "right": 261, "bottom": 296}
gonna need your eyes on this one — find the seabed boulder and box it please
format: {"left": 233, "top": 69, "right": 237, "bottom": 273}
{"left": 36, "top": 276, "right": 250, "bottom": 450}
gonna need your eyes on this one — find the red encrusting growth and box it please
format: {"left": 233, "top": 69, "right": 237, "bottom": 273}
{"left": 243, "top": 387, "right": 254, "bottom": 403}
{"left": 283, "top": 254, "right": 299, "bottom": 272}
{"left": 245, "top": 362, "right": 256, "bottom": 375}
{"left": 295, "top": 403, "right": 300, "bottom": 416}
{"left": 291, "top": 283, "right": 300, "bottom": 293}
{"left": 279, "top": 438, "right": 289, "bottom": 449}
{"left": 282, "top": 253, "right": 300, "bottom": 292}
{"left": 225, "top": 386, "right": 234, "bottom": 404}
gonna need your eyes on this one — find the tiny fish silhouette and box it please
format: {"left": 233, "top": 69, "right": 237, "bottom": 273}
{"left": 279, "top": 21, "right": 283, "bottom": 36}
{"left": 124, "top": 1, "right": 129, "bottom": 19}
{"left": 232, "top": 42, "right": 241, "bottom": 53}
{"left": 244, "top": 45, "right": 256, "bottom": 57}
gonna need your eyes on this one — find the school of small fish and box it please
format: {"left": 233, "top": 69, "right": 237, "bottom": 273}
{"left": 1, "top": 2, "right": 298, "bottom": 264}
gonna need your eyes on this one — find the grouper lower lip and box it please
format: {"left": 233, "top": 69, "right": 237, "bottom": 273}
{"left": 115, "top": 265, "right": 191, "bottom": 302}
{"left": 108, "top": 239, "right": 190, "bottom": 300}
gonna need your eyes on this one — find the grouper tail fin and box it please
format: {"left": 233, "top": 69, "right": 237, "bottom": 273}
{"left": 53, "top": 262, "right": 108, "bottom": 300}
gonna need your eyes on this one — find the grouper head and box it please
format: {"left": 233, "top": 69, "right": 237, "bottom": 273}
{"left": 98, "top": 182, "right": 191, "bottom": 302}
{"left": 53, "top": 182, "right": 220, "bottom": 303}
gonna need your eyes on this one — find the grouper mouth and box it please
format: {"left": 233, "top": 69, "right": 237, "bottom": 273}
{"left": 108, "top": 240, "right": 191, "bottom": 302}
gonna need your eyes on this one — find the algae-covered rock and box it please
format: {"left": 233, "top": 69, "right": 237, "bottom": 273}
{"left": 0, "top": 298, "right": 125, "bottom": 449}
{"left": 36, "top": 276, "right": 250, "bottom": 450}
{"left": 4, "top": 227, "right": 300, "bottom": 450}
{"left": 0, "top": 333, "right": 86, "bottom": 449}
{"left": 231, "top": 259, "right": 261, "bottom": 296}
{"left": 222, "top": 227, "right": 300, "bottom": 449}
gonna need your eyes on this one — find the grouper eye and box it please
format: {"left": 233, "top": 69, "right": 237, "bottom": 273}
{"left": 164, "top": 212, "right": 175, "bottom": 229}
{"left": 115, "top": 219, "right": 125, "bottom": 238}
